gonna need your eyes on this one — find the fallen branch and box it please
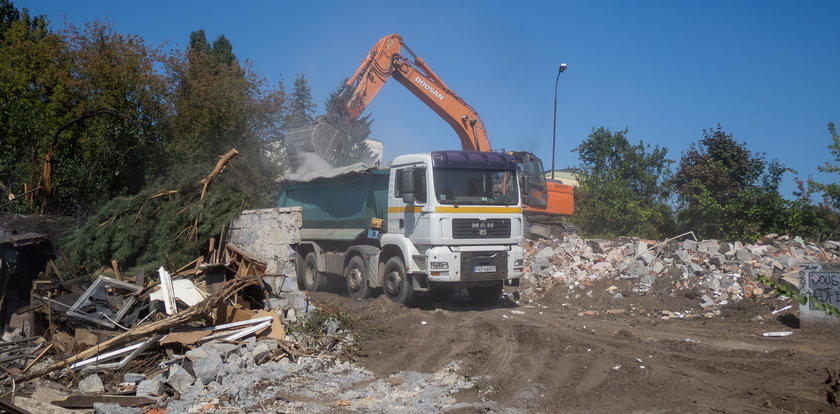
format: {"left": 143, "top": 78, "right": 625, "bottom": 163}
{"left": 149, "top": 190, "right": 178, "bottom": 199}
{"left": 13, "top": 274, "right": 261, "bottom": 384}
{"left": 189, "top": 148, "right": 239, "bottom": 241}
{"left": 199, "top": 149, "right": 238, "bottom": 202}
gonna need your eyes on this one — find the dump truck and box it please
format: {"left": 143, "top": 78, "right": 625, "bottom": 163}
{"left": 278, "top": 150, "right": 525, "bottom": 305}
{"left": 285, "top": 33, "right": 575, "bottom": 238}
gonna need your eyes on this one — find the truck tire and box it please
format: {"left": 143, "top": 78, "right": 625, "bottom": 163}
{"left": 383, "top": 257, "right": 414, "bottom": 306}
{"left": 345, "top": 255, "right": 376, "bottom": 299}
{"left": 468, "top": 281, "right": 503, "bottom": 306}
{"left": 302, "top": 252, "right": 328, "bottom": 291}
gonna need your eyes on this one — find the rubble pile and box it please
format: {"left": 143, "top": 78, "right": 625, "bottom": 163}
{"left": 523, "top": 233, "right": 840, "bottom": 315}
{"left": 0, "top": 213, "right": 314, "bottom": 413}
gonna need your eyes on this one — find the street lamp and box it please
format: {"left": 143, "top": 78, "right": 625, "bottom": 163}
{"left": 551, "top": 63, "right": 567, "bottom": 180}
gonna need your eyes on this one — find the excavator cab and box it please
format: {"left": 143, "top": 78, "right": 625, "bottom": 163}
{"left": 509, "top": 151, "right": 548, "bottom": 208}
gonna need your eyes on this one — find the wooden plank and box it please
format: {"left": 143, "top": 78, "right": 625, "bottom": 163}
{"left": 52, "top": 395, "right": 155, "bottom": 409}
{"left": 110, "top": 260, "right": 122, "bottom": 281}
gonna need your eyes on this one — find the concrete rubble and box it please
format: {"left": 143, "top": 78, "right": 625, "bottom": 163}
{"left": 523, "top": 233, "right": 840, "bottom": 317}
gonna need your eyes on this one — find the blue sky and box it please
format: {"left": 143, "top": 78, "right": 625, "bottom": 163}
{"left": 20, "top": 0, "right": 840, "bottom": 198}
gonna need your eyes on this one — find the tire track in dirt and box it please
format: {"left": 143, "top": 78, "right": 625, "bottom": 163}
{"left": 316, "top": 291, "right": 840, "bottom": 413}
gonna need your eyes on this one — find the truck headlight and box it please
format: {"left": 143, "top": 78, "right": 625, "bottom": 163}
{"left": 430, "top": 261, "right": 449, "bottom": 270}
{"left": 514, "top": 259, "right": 524, "bottom": 267}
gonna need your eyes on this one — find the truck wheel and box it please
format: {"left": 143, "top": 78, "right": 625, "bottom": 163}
{"left": 468, "top": 282, "right": 503, "bottom": 306}
{"left": 345, "top": 255, "right": 375, "bottom": 299}
{"left": 302, "top": 252, "right": 328, "bottom": 291}
{"left": 383, "top": 257, "right": 414, "bottom": 306}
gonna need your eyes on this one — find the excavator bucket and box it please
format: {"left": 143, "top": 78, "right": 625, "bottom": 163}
{"left": 284, "top": 117, "right": 348, "bottom": 171}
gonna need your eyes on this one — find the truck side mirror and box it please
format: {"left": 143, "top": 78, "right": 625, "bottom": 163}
{"left": 401, "top": 169, "right": 415, "bottom": 204}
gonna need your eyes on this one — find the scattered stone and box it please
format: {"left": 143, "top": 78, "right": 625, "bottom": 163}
{"left": 123, "top": 373, "right": 146, "bottom": 383}
{"left": 187, "top": 347, "right": 223, "bottom": 385}
{"left": 78, "top": 373, "right": 104, "bottom": 395}
{"left": 93, "top": 402, "right": 140, "bottom": 414}
{"left": 167, "top": 363, "right": 195, "bottom": 394}
{"left": 137, "top": 377, "right": 165, "bottom": 397}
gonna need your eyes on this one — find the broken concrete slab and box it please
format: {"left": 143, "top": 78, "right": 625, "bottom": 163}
{"left": 166, "top": 364, "right": 194, "bottom": 394}
{"left": 187, "top": 347, "right": 224, "bottom": 385}
{"left": 78, "top": 373, "right": 104, "bottom": 394}
{"left": 136, "top": 377, "right": 164, "bottom": 398}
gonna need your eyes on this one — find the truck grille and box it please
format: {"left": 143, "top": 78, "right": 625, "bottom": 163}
{"left": 452, "top": 218, "right": 511, "bottom": 239}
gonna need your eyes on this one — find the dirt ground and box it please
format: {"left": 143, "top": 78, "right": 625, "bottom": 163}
{"left": 311, "top": 283, "right": 840, "bottom": 414}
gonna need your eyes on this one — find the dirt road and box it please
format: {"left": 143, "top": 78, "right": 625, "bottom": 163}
{"left": 312, "top": 287, "right": 840, "bottom": 413}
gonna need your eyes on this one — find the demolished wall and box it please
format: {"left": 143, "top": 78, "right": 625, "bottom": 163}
{"left": 224, "top": 207, "right": 301, "bottom": 276}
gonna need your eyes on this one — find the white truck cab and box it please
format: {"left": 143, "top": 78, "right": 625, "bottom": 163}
{"left": 284, "top": 150, "right": 524, "bottom": 306}
{"left": 380, "top": 151, "right": 525, "bottom": 304}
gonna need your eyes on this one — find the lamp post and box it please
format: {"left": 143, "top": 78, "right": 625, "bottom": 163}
{"left": 551, "top": 63, "right": 567, "bottom": 180}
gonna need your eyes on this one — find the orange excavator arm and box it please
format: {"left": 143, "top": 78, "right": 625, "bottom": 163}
{"left": 339, "top": 34, "right": 491, "bottom": 152}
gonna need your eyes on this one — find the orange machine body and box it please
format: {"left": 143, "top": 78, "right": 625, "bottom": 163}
{"left": 339, "top": 34, "right": 572, "bottom": 217}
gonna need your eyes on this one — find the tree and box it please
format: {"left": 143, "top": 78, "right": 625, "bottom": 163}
{"left": 165, "top": 29, "right": 284, "bottom": 201}
{"left": 53, "top": 21, "right": 169, "bottom": 216}
{"left": 811, "top": 122, "right": 840, "bottom": 210}
{"left": 283, "top": 73, "right": 315, "bottom": 129}
{"left": 573, "top": 127, "right": 674, "bottom": 238}
{"left": 166, "top": 29, "right": 252, "bottom": 164}
{"left": 322, "top": 80, "right": 374, "bottom": 165}
{"left": 673, "top": 125, "right": 790, "bottom": 241}
{"left": 0, "top": 0, "right": 44, "bottom": 40}
{"left": 0, "top": 6, "right": 68, "bottom": 209}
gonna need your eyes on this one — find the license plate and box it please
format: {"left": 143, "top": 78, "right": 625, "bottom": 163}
{"left": 473, "top": 265, "right": 496, "bottom": 273}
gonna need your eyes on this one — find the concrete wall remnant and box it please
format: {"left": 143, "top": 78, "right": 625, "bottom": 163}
{"left": 224, "top": 207, "right": 302, "bottom": 276}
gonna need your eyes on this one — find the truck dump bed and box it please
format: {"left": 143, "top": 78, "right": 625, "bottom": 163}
{"left": 277, "top": 168, "right": 389, "bottom": 241}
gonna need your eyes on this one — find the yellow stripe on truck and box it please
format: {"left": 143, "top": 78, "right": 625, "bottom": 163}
{"left": 435, "top": 206, "right": 522, "bottom": 214}
{"left": 388, "top": 206, "right": 522, "bottom": 214}
{"left": 388, "top": 206, "right": 423, "bottom": 213}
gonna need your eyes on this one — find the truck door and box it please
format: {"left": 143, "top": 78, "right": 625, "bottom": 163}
{"left": 391, "top": 166, "right": 429, "bottom": 241}
{"left": 516, "top": 152, "right": 547, "bottom": 208}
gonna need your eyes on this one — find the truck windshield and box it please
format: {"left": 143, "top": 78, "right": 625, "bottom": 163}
{"left": 433, "top": 168, "right": 518, "bottom": 205}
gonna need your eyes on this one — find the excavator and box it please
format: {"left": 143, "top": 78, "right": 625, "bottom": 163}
{"left": 285, "top": 34, "right": 575, "bottom": 236}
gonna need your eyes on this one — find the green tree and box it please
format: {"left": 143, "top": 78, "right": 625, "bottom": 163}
{"left": 673, "top": 125, "right": 790, "bottom": 241}
{"left": 323, "top": 80, "right": 374, "bottom": 165}
{"left": 166, "top": 29, "right": 252, "bottom": 164}
{"left": 0, "top": 0, "right": 44, "bottom": 40}
{"left": 165, "top": 29, "right": 284, "bottom": 199}
{"left": 283, "top": 73, "right": 315, "bottom": 129}
{"left": 0, "top": 5, "right": 71, "bottom": 210}
{"left": 573, "top": 127, "right": 674, "bottom": 238}
{"left": 811, "top": 122, "right": 840, "bottom": 210}
{"left": 52, "top": 21, "right": 169, "bottom": 216}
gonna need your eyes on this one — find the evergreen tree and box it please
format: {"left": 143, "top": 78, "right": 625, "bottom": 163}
{"left": 323, "top": 80, "right": 374, "bottom": 165}
{"left": 210, "top": 34, "right": 234, "bottom": 66}
{"left": 283, "top": 73, "right": 315, "bottom": 129}
{"left": 188, "top": 29, "right": 209, "bottom": 53}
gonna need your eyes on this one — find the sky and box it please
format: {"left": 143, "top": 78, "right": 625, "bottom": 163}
{"left": 19, "top": 0, "right": 840, "bottom": 198}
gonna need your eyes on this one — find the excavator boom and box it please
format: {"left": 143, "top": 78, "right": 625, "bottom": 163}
{"left": 284, "top": 34, "right": 574, "bottom": 225}
{"left": 342, "top": 34, "right": 490, "bottom": 152}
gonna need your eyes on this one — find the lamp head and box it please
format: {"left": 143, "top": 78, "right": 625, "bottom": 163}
{"left": 559, "top": 63, "right": 567, "bottom": 73}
